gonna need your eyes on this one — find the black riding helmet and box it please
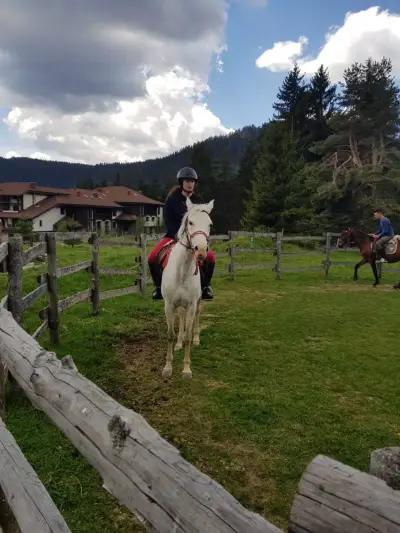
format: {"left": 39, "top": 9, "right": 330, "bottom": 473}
{"left": 177, "top": 167, "right": 198, "bottom": 185}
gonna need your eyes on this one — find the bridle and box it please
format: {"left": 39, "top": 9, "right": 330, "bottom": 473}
{"left": 178, "top": 215, "right": 210, "bottom": 274}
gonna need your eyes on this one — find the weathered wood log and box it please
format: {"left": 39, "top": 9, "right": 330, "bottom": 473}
{"left": 99, "top": 285, "right": 139, "bottom": 301}
{"left": 0, "top": 242, "right": 8, "bottom": 264}
{"left": 99, "top": 267, "right": 138, "bottom": 276}
{"left": 0, "top": 306, "right": 280, "bottom": 533}
{"left": 370, "top": 447, "right": 400, "bottom": 490}
{"left": 90, "top": 233, "right": 100, "bottom": 315}
{"left": 46, "top": 234, "right": 59, "bottom": 344}
{"left": 32, "top": 320, "right": 48, "bottom": 340}
{"left": 289, "top": 454, "right": 400, "bottom": 533}
{"left": 58, "top": 289, "right": 90, "bottom": 313}
{"left": 37, "top": 260, "right": 93, "bottom": 284}
{"left": 21, "top": 283, "right": 47, "bottom": 311}
{"left": 0, "top": 416, "right": 70, "bottom": 532}
{"left": 0, "top": 360, "right": 7, "bottom": 418}
{"left": 138, "top": 234, "right": 147, "bottom": 296}
{"left": 22, "top": 242, "right": 46, "bottom": 266}
{"left": 7, "top": 235, "right": 23, "bottom": 323}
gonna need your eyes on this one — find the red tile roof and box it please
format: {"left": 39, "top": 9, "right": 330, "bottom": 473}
{"left": 93, "top": 186, "right": 163, "bottom": 206}
{"left": 0, "top": 182, "right": 69, "bottom": 196}
{"left": 0, "top": 182, "right": 162, "bottom": 220}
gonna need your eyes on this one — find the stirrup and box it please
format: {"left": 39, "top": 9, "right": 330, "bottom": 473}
{"left": 201, "top": 286, "right": 214, "bottom": 300}
{"left": 152, "top": 287, "right": 163, "bottom": 300}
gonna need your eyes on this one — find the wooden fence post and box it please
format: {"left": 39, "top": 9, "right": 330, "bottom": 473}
{"left": 90, "top": 233, "right": 100, "bottom": 315}
{"left": 46, "top": 233, "right": 59, "bottom": 345}
{"left": 228, "top": 231, "right": 235, "bottom": 280}
{"left": 274, "top": 231, "right": 282, "bottom": 280}
{"left": 7, "top": 235, "right": 23, "bottom": 323}
{"left": 324, "top": 232, "right": 332, "bottom": 278}
{"left": 139, "top": 233, "right": 147, "bottom": 296}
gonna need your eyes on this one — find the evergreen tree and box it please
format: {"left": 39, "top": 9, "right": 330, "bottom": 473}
{"left": 242, "top": 122, "right": 304, "bottom": 231}
{"left": 308, "top": 65, "right": 336, "bottom": 144}
{"left": 273, "top": 64, "right": 308, "bottom": 137}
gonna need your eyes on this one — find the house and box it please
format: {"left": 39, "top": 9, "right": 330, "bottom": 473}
{"left": 0, "top": 182, "right": 163, "bottom": 235}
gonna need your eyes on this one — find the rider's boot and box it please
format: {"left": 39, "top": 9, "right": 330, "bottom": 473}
{"left": 148, "top": 262, "right": 163, "bottom": 300}
{"left": 200, "top": 260, "right": 215, "bottom": 300}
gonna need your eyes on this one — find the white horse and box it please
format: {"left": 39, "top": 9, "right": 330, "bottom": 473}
{"left": 161, "top": 198, "right": 214, "bottom": 379}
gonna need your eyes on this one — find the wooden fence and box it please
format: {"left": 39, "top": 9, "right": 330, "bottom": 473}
{"left": 209, "top": 230, "right": 400, "bottom": 280}
{"left": 2, "top": 232, "right": 146, "bottom": 344}
{"left": 1, "top": 233, "right": 400, "bottom": 531}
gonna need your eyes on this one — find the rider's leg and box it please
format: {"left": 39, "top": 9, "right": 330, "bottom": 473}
{"left": 200, "top": 250, "right": 215, "bottom": 300}
{"left": 148, "top": 238, "right": 171, "bottom": 300}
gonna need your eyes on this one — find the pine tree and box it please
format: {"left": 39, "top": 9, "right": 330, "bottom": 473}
{"left": 308, "top": 65, "right": 336, "bottom": 142}
{"left": 241, "top": 122, "right": 304, "bottom": 231}
{"left": 273, "top": 64, "right": 307, "bottom": 137}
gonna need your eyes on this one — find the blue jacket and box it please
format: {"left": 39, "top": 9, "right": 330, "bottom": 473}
{"left": 164, "top": 188, "right": 201, "bottom": 238}
{"left": 376, "top": 216, "right": 394, "bottom": 238}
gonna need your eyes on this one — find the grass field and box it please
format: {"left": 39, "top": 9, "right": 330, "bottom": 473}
{"left": 1, "top": 238, "right": 400, "bottom": 531}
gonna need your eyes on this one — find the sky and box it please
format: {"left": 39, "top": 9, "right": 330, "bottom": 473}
{"left": 1, "top": 1, "right": 400, "bottom": 164}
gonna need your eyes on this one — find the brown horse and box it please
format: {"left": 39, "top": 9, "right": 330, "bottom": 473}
{"left": 337, "top": 228, "right": 400, "bottom": 288}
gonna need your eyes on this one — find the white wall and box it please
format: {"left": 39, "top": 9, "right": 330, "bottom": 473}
{"left": 23, "top": 193, "right": 47, "bottom": 209}
{"left": 33, "top": 207, "right": 64, "bottom": 232}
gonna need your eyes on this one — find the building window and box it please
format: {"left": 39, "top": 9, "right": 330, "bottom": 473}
{"left": 39, "top": 220, "right": 43, "bottom": 227}
{"left": 61, "top": 208, "right": 66, "bottom": 215}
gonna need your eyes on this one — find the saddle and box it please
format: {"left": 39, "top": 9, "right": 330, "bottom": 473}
{"left": 385, "top": 235, "right": 400, "bottom": 255}
{"left": 156, "top": 240, "right": 175, "bottom": 270}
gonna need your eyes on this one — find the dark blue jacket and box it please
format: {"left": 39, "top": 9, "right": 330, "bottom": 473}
{"left": 377, "top": 216, "right": 394, "bottom": 238}
{"left": 164, "top": 188, "right": 201, "bottom": 238}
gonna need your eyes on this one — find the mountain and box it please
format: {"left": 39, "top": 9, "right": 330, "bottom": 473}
{"left": 0, "top": 126, "right": 261, "bottom": 191}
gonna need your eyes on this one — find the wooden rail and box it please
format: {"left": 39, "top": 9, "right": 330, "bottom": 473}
{"left": 0, "top": 416, "right": 71, "bottom": 532}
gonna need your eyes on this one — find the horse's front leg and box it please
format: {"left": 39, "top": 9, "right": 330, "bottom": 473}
{"left": 354, "top": 258, "right": 367, "bottom": 281}
{"left": 162, "top": 303, "right": 176, "bottom": 378}
{"left": 192, "top": 300, "right": 202, "bottom": 346}
{"left": 182, "top": 305, "right": 197, "bottom": 379}
{"left": 175, "top": 308, "right": 185, "bottom": 351}
{"left": 371, "top": 260, "right": 380, "bottom": 287}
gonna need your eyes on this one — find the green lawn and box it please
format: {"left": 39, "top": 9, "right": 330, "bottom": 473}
{"left": 1, "top": 239, "right": 400, "bottom": 531}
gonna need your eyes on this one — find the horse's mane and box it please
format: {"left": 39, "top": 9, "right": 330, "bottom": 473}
{"left": 349, "top": 227, "right": 372, "bottom": 241}
{"left": 177, "top": 211, "right": 189, "bottom": 241}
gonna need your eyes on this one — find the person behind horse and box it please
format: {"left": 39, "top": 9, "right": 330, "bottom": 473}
{"left": 369, "top": 208, "right": 395, "bottom": 261}
{"left": 148, "top": 167, "right": 215, "bottom": 300}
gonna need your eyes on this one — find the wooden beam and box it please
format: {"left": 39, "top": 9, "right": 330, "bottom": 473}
{"left": 99, "top": 285, "right": 139, "bottom": 301}
{"left": 0, "top": 242, "right": 7, "bottom": 265}
{"left": 22, "top": 283, "right": 47, "bottom": 311}
{"left": 0, "top": 416, "right": 70, "bottom": 532}
{"left": 289, "top": 455, "right": 400, "bottom": 533}
{"left": 22, "top": 242, "right": 46, "bottom": 266}
{"left": 0, "top": 307, "right": 281, "bottom": 533}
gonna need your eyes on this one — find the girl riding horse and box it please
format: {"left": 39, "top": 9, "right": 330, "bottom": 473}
{"left": 148, "top": 167, "right": 215, "bottom": 300}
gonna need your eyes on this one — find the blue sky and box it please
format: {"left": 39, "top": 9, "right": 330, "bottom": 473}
{"left": 1, "top": 1, "right": 400, "bottom": 163}
{"left": 209, "top": 0, "right": 400, "bottom": 129}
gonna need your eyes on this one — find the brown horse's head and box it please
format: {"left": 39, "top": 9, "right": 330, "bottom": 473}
{"left": 337, "top": 228, "right": 355, "bottom": 248}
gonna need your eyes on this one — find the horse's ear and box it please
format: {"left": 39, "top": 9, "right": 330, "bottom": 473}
{"left": 204, "top": 199, "right": 214, "bottom": 214}
{"left": 186, "top": 197, "right": 193, "bottom": 211}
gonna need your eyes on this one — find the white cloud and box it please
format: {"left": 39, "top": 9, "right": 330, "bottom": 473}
{"left": 0, "top": 1, "right": 229, "bottom": 163}
{"left": 256, "top": 36, "right": 308, "bottom": 71}
{"left": 30, "top": 152, "right": 51, "bottom": 160}
{"left": 4, "top": 151, "right": 21, "bottom": 158}
{"left": 256, "top": 7, "right": 400, "bottom": 81}
{"left": 4, "top": 68, "right": 232, "bottom": 164}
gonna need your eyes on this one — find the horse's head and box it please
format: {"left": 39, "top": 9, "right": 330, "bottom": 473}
{"left": 178, "top": 198, "right": 214, "bottom": 262}
{"left": 337, "top": 228, "right": 356, "bottom": 248}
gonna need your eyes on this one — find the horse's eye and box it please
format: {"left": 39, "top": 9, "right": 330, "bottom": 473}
{"left": 189, "top": 221, "right": 193, "bottom": 226}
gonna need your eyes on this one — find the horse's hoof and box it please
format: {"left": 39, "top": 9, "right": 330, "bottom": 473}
{"left": 174, "top": 343, "right": 182, "bottom": 351}
{"left": 393, "top": 284, "right": 400, "bottom": 290}
{"left": 182, "top": 370, "right": 192, "bottom": 380}
{"left": 162, "top": 367, "right": 172, "bottom": 379}
{"left": 193, "top": 337, "right": 200, "bottom": 346}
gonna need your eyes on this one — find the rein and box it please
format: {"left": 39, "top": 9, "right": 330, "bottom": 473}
{"left": 178, "top": 218, "right": 209, "bottom": 275}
